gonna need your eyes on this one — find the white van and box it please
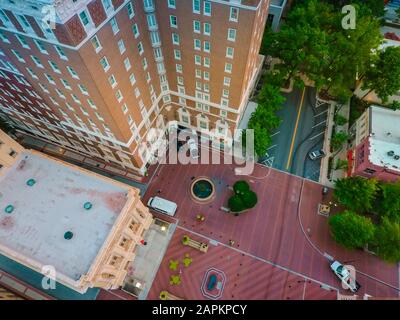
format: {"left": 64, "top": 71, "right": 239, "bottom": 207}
{"left": 147, "top": 196, "right": 177, "bottom": 216}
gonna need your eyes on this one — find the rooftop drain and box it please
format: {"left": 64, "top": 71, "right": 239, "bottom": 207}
{"left": 84, "top": 202, "right": 93, "bottom": 210}
{"left": 26, "top": 178, "right": 36, "bottom": 187}
{"left": 64, "top": 231, "right": 73, "bottom": 240}
{"left": 4, "top": 205, "right": 14, "bottom": 214}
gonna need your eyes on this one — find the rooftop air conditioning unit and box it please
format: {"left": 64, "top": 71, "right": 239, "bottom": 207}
{"left": 387, "top": 150, "right": 395, "bottom": 157}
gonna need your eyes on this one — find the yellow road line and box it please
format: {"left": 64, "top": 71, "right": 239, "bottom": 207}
{"left": 286, "top": 87, "right": 306, "bottom": 170}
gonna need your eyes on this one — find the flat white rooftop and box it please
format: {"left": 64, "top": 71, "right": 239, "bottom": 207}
{"left": 0, "top": 152, "right": 129, "bottom": 281}
{"left": 369, "top": 106, "right": 400, "bottom": 172}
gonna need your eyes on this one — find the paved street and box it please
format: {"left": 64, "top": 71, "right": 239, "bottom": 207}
{"left": 259, "top": 86, "right": 329, "bottom": 181}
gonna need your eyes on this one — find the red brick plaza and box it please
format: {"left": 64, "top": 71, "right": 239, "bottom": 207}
{"left": 101, "top": 148, "right": 400, "bottom": 300}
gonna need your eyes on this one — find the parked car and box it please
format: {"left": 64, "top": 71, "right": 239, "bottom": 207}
{"left": 147, "top": 196, "right": 177, "bottom": 216}
{"left": 187, "top": 138, "right": 199, "bottom": 159}
{"left": 308, "top": 149, "right": 326, "bottom": 160}
{"left": 330, "top": 260, "right": 361, "bottom": 293}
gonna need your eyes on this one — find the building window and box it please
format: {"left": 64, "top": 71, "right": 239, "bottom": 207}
{"left": 8, "top": 149, "right": 17, "bottom": 158}
{"left": 364, "top": 168, "right": 376, "bottom": 175}
{"left": 170, "top": 15, "right": 177, "bottom": 28}
{"left": 204, "top": 1, "right": 211, "bottom": 16}
{"left": 168, "top": 0, "right": 176, "bottom": 9}
{"left": 110, "top": 18, "right": 119, "bottom": 34}
{"left": 127, "top": 2, "right": 135, "bottom": 18}
{"left": 203, "top": 22, "right": 211, "bottom": 36}
{"left": 137, "top": 42, "right": 144, "bottom": 55}
{"left": 79, "top": 10, "right": 91, "bottom": 28}
{"left": 100, "top": 56, "right": 110, "bottom": 72}
{"left": 204, "top": 57, "right": 210, "bottom": 68}
{"left": 193, "top": 0, "right": 200, "bottom": 14}
{"left": 115, "top": 90, "right": 123, "bottom": 102}
{"left": 172, "top": 33, "right": 180, "bottom": 45}
{"left": 174, "top": 49, "right": 181, "bottom": 60}
{"left": 91, "top": 36, "right": 102, "bottom": 53}
{"left": 195, "top": 55, "right": 201, "bottom": 65}
{"left": 226, "top": 47, "right": 234, "bottom": 58}
{"left": 176, "top": 64, "right": 183, "bottom": 73}
{"left": 31, "top": 55, "right": 43, "bottom": 68}
{"left": 193, "top": 20, "right": 200, "bottom": 33}
{"left": 67, "top": 66, "right": 79, "bottom": 79}
{"left": 117, "top": 39, "right": 126, "bottom": 54}
{"left": 108, "top": 74, "right": 117, "bottom": 88}
{"left": 54, "top": 45, "right": 67, "bottom": 60}
{"left": 225, "top": 63, "right": 232, "bottom": 73}
{"left": 224, "top": 76, "right": 231, "bottom": 86}
{"left": 194, "top": 39, "right": 201, "bottom": 50}
{"left": 132, "top": 24, "right": 140, "bottom": 38}
{"left": 228, "top": 28, "right": 237, "bottom": 42}
{"left": 33, "top": 39, "right": 48, "bottom": 54}
{"left": 230, "top": 7, "right": 239, "bottom": 22}
{"left": 203, "top": 41, "right": 210, "bottom": 53}
{"left": 124, "top": 58, "right": 131, "bottom": 71}
{"left": 16, "top": 34, "right": 29, "bottom": 49}
{"left": 102, "top": 0, "right": 113, "bottom": 14}
{"left": 78, "top": 84, "right": 89, "bottom": 95}
{"left": 12, "top": 50, "right": 25, "bottom": 63}
{"left": 49, "top": 60, "right": 61, "bottom": 73}
{"left": 129, "top": 73, "right": 136, "bottom": 85}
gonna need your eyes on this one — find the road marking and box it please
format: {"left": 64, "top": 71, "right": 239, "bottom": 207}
{"left": 271, "top": 131, "right": 280, "bottom": 137}
{"left": 267, "top": 144, "right": 277, "bottom": 150}
{"left": 312, "top": 120, "right": 327, "bottom": 129}
{"left": 314, "top": 110, "right": 328, "bottom": 117}
{"left": 286, "top": 87, "right": 306, "bottom": 170}
{"left": 309, "top": 131, "right": 325, "bottom": 140}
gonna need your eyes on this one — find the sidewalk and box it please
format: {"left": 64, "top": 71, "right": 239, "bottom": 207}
{"left": 319, "top": 98, "right": 351, "bottom": 187}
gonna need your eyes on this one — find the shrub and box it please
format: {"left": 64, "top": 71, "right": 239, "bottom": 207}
{"left": 242, "top": 191, "right": 258, "bottom": 209}
{"left": 228, "top": 195, "right": 246, "bottom": 213}
{"left": 233, "top": 180, "right": 250, "bottom": 195}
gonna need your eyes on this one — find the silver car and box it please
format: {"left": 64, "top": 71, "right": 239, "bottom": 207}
{"left": 308, "top": 149, "right": 326, "bottom": 160}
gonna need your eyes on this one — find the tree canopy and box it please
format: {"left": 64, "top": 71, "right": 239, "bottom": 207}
{"left": 374, "top": 218, "right": 400, "bottom": 263}
{"left": 361, "top": 47, "right": 400, "bottom": 103}
{"left": 329, "top": 210, "right": 376, "bottom": 249}
{"left": 334, "top": 176, "right": 379, "bottom": 213}
{"left": 264, "top": 0, "right": 382, "bottom": 100}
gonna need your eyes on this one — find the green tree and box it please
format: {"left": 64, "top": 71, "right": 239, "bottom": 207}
{"left": 331, "top": 131, "right": 349, "bottom": 151}
{"left": 265, "top": 0, "right": 382, "bottom": 100}
{"left": 329, "top": 210, "right": 376, "bottom": 249}
{"left": 242, "top": 191, "right": 258, "bottom": 209}
{"left": 389, "top": 101, "right": 400, "bottom": 110}
{"left": 362, "top": 47, "right": 400, "bottom": 103}
{"left": 233, "top": 180, "right": 250, "bottom": 195}
{"left": 334, "top": 176, "right": 379, "bottom": 213}
{"left": 334, "top": 114, "right": 348, "bottom": 126}
{"left": 378, "top": 181, "right": 400, "bottom": 223}
{"left": 244, "top": 81, "right": 284, "bottom": 157}
{"left": 374, "top": 218, "right": 400, "bottom": 263}
{"left": 334, "top": 159, "right": 348, "bottom": 171}
{"left": 228, "top": 195, "right": 246, "bottom": 213}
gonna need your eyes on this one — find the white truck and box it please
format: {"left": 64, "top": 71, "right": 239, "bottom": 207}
{"left": 330, "top": 260, "right": 361, "bottom": 293}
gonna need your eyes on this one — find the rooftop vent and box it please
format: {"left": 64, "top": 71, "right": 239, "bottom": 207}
{"left": 64, "top": 231, "right": 73, "bottom": 240}
{"left": 26, "top": 178, "right": 36, "bottom": 186}
{"left": 388, "top": 151, "right": 395, "bottom": 157}
{"left": 395, "top": 155, "right": 400, "bottom": 160}
{"left": 4, "top": 205, "right": 14, "bottom": 214}
{"left": 84, "top": 202, "right": 92, "bottom": 210}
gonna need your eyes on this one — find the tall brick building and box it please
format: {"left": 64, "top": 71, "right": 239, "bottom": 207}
{"left": 0, "top": 0, "right": 269, "bottom": 177}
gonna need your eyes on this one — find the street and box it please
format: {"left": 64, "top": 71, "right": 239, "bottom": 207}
{"left": 259, "top": 86, "right": 329, "bottom": 181}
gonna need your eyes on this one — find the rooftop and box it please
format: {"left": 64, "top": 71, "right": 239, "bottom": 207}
{"left": 369, "top": 106, "right": 400, "bottom": 172}
{"left": 0, "top": 151, "right": 129, "bottom": 283}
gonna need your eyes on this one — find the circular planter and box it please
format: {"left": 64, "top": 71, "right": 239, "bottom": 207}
{"left": 190, "top": 176, "right": 216, "bottom": 204}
